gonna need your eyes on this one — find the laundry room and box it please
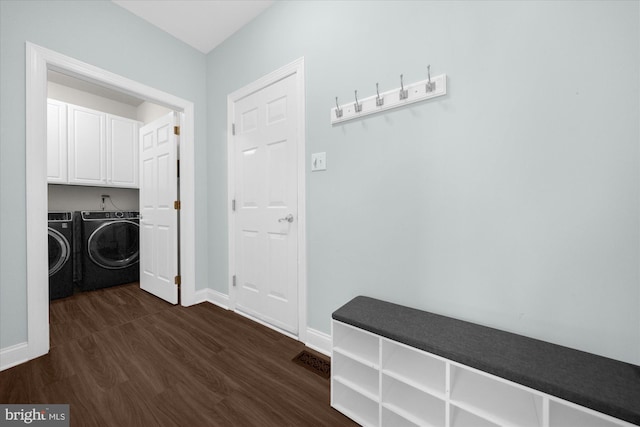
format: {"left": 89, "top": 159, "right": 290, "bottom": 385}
{"left": 46, "top": 70, "right": 172, "bottom": 300}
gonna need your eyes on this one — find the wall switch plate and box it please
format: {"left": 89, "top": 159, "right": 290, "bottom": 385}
{"left": 311, "top": 152, "right": 326, "bottom": 171}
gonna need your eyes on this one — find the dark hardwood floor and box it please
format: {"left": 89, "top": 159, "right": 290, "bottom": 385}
{"left": 0, "top": 283, "right": 357, "bottom": 426}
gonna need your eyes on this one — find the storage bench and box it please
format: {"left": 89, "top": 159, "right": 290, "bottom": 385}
{"left": 331, "top": 296, "right": 640, "bottom": 427}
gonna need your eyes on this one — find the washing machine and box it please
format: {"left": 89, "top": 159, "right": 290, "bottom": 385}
{"left": 48, "top": 211, "right": 74, "bottom": 300}
{"left": 80, "top": 211, "right": 140, "bottom": 290}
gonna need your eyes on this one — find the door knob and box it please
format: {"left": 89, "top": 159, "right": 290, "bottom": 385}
{"left": 278, "top": 214, "right": 294, "bottom": 223}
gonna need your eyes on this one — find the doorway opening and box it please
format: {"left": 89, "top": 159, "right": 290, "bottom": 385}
{"left": 47, "top": 70, "right": 173, "bottom": 303}
{"left": 23, "top": 43, "right": 196, "bottom": 366}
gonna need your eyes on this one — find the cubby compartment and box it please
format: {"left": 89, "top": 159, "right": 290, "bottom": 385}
{"left": 449, "top": 365, "right": 543, "bottom": 427}
{"left": 381, "top": 339, "right": 446, "bottom": 398}
{"left": 381, "top": 374, "right": 446, "bottom": 427}
{"left": 332, "top": 380, "right": 379, "bottom": 427}
{"left": 450, "top": 405, "right": 500, "bottom": 427}
{"left": 382, "top": 407, "right": 420, "bottom": 427}
{"left": 333, "top": 351, "right": 379, "bottom": 400}
{"left": 333, "top": 321, "right": 379, "bottom": 368}
{"left": 549, "top": 400, "right": 626, "bottom": 427}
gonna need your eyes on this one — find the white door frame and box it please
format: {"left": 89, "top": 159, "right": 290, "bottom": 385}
{"left": 227, "top": 57, "right": 307, "bottom": 342}
{"left": 22, "top": 42, "right": 197, "bottom": 364}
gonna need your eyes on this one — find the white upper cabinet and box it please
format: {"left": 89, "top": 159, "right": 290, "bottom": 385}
{"left": 46, "top": 99, "right": 67, "bottom": 184}
{"left": 67, "top": 104, "right": 106, "bottom": 186}
{"left": 106, "top": 114, "right": 139, "bottom": 188}
{"left": 48, "top": 100, "right": 140, "bottom": 188}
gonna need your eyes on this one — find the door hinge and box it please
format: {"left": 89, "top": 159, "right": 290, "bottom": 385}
{"left": 232, "top": 123, "right": 235, "bottom": 135}
{"left": 174, "top": 200, "right": 181, "bottom": 210}
{"left": 173, "top": 125, "right": 180, "bottom": 135}
{"left": 232, "top": 199, "right": 236, "bottom": 212}
{"left": 174, "top": 275, "right": 181, "bottom": 286}
{"left": 232, "top": 275, "right": 236, "bottom": 287}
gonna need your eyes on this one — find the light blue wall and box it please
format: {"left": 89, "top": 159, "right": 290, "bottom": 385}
{"left": 0, "top": 0, "right": 208, "bottom": 349}
{"left": 207, "top": 1, "right": 640, "bottom": 364}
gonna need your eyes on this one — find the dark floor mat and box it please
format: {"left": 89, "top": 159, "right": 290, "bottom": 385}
{"left": 292, "top": 350, "right": 331, "bottom": 379}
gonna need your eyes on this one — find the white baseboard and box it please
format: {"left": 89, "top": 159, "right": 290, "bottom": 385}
{"left": 207, "top": 289, "right": 230, "bottom": 309}
{"left": 193, "top": 288, "right": 229, "bottom": 309}
{"left": 0, "top": 342, "right": 29, "bottom": 372}
{"left": 305, "top": 327, "right": 331, "bottom": 357}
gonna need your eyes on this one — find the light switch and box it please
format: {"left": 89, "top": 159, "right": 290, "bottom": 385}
{"left": 311, "top": 152, "right": 326, "bottom": 171}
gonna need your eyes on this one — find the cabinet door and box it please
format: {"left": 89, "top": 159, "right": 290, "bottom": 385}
{"left": 47, "top": 100, "right": 67, "bottom": 183}
{"left": 107, "top": 115, "right": 139, "bottom": 188}
{"left": 68, "top": 104, "right": 106, "bottom": 185}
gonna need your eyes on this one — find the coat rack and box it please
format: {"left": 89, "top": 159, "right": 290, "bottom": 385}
{"left": 331, "top": 66, "right": 447, "bottom": 125}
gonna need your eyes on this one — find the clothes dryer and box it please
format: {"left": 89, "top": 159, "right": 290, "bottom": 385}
{"left": 48, "top": 211, "right": 74, "bottom": 300}
{"left": 80, "top": 211, "right": 139, "bottom": 290}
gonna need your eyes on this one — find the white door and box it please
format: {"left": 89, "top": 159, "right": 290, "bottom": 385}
{"left": 139, "top": 112, "right": 179, "bottom": 304}
{"left": 232, "top": 73, "right": 300, "bottom": 334}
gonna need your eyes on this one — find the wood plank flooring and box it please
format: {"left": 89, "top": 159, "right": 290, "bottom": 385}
{"left": 0, "top": 283, "right": 357, "bottom": 426}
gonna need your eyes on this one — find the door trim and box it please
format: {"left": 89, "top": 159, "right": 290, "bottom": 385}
{"left": 23, "top": 42, "right": 197, "bottom": 364}
{"left": 227, "top": 57, "right": 307, "bottom": 342}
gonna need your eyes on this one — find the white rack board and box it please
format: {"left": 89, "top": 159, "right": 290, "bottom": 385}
{"left": 330, "top": 74, "right": 447, "bottom": 125}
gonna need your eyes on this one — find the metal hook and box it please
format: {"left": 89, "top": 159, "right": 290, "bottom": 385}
{"left": 376, "top": 83, "right": 384, "bottom": 107}
{"left": 335, "top": 96, "right": 343, "bottom": 118}
{"left": 399, "top": 74, "right": 408, "bottom": 100}
{"left": 354, "top": 90, "right": 362, "bottom": 113}
{"left": 426, "top": 65, "right": 435, "bottom": 93}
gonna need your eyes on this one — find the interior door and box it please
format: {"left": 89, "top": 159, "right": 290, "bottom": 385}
{"left": 139, "top": 112, "right": 179, "bottom": 304}
{"left": 233, "top": 73, "right": 299, "bottom": 334}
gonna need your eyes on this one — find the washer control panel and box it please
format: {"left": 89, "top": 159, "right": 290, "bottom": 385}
{"left": 82, "top": 211, "right": 140, "bottom": 220}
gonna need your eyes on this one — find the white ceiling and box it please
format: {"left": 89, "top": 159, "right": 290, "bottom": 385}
{"left": 111, "top": 0, "right": 275, "bottom": 54}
